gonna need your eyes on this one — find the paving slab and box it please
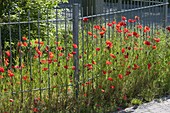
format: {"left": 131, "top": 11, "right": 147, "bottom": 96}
{"left": 114, "top": 96, "right": 170, "bottom": 113}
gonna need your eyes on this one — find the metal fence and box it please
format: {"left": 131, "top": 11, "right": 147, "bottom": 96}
{"left": 0, "top": 0, "right": 169, "bottom": 112}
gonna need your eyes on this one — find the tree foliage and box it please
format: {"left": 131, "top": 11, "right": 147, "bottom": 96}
{"left": 0, "top": 0, "right": 68, "bottom": 47}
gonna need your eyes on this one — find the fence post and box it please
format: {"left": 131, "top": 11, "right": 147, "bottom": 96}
{"left": 73, "top": 3, "right": 79, "bottom": 98}
{"left": 118, "top": 0, "right": 122, "bottom": 11}
{"left": 117, "top": 0, "right": 122, "bottom": 22}
{"left": 163, "top": 0, "right": 168, "bottom": 28}
{"left": 0, "top": 28, "right": 2, "bottom": 66}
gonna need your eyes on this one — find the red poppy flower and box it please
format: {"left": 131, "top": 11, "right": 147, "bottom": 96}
{"left": 93, "top": 34, "right": 97, "bottom": 38}
{"left": 128, "top": 19, "right": 136, "bottom": 23}
{"left": 127, "top": 33, "right": 133, "bottom": 37}
{"left": 106, "top": 60, "right": 112, "bottom": 65}
{"left": 40, "top": 60, "right": 47, "bottom": 64}
{"left": 101, "top": 89, "right": 105, "bottom": 93}
{"left": 22, "top": 36, "right": 27, "bottom": 41}
{"left": 47, "top": 59, "right": 52, "bottom": 64}
{"left": 92, "top": 60, "right": 96, "bottom": 65}
{"left": 88, "top": 32, "right": 93, "bottom": 36}
{"left": 135, "top": 16, "right": 140, "bottom": 20}
{"left": 17, "top": 42, "right": 22, "bottom": 46}
{"left": 126, "top": 71, "right": 131, "bottom": 76}
{"left": 64, "top": 65, "right": 69, "bottom": 69}
{"left": 152, "top": 45, "right": 157, "bottom": 49}
{"left": 112, "top": 21, "right": 116, "bottom": 24}
{"left": 166, "top": 26, "right": 170, "bottom": 32}
{"left": 83, "top": 18, "right": 88, "bottom": 22}
{"left": 71, "top": 51, "right": 76, "bottom": 55}
{"left": 144, "top": 26, "right": 150, "bottom": 32}
{"left": 110, "top": 53, "right": 116, "bottom": 59}
{"left": 8, "top": 70, "right": 14, "bottom": 77}
{"left": 133, "top": 32, "right": 140, "bottom": 38}
{"left": 22, "top": 76, "right": 28, "bottom": 81}
{"left": 49, "top": 52, "right": 54, "bottom": 59}
{"left": 94, "top": 25, "right": 100, "bottom": 30}
{"left": 96, "top": 47, "right": 100, "bottom": 51}
{"left": 118, "top": 74, "right": 123, "bottom": 79}
{"left": 122, "top": 48, "right": 125, "bottom": 53}
{"left": 57, "top": 46, "right": 62, "bottom": 51}
{"left": 88, "top": 65, "right": 93, "bottom": 70}
{"left": 144, "top": 41, "right": 151, "bottom": 46}
{"left": 107, "top": 23, "right": 112, "bottom": 27}
{"left": 33, "top": 108, "right": 38, "bottom": 112}
{"left": 153, "top": 38, "right": 160, "bottom": 43}
{"left": 133, "top": 64, "right": 140, "bottom": 70}
{"left": 0, "top": 67, "right": 4, "bottom": 73}
{"left": 148, "top": 63, "right": 151, "bottom": 70}
{"left": 37, "top": 50, "right": 42, "bottom": 56}
{"left": 9, "top": 99, "right": 14, "bottom": 102}
{"left": 59, "top": 53, "right": 64, "bottom": 57}
{"left": 99, "top": 31, "right": 105, "bottom": 36}
{"left": 117, "top": 29, "right": 122, "bottom": 33}
{"left": 124, "top": 28, "right": 129, "bottom": 33}
{"left": 5, "top": 51, "right": 10, "bottom": 57}
{"left": 86, "top": 81, "right": 92, "bottom": 85}
{"left": 42, "top": 68, "right": 48, "bottom": 71}
{"left": 124, "top": 54, "right": 128, "bottom": 59}
{"left": 68, "top": 53, "right": 73, "bottom": 58}
{"left": 22, "top": 42, "right": 28, "bottom": 46}
{"left": 108, "top": 77, "right": 113, "bottom": 81}
{"left": 119, "top": 21, "right": 126, "bottom": 26}
{"left": 122, "top": 16, "right": 126, "bottom": 21}
{"left": 72, "top": 66, "right": 75, "bottom": 70}
{"left": 73, "top": 44, "right": 78, "bottom": 48}
{"left": 110, "top": 85, "right": 115, "bottom": 89}
{"left": 137, "top": 24, "right": 143, "bottom": 29}
{"left": 102, "top": 70, "right": 107, "bottom": 75}
{"left": 102, "top": 26, "right": 106, "bottom": 31}
{"left": 106, "top": 40, "right": 113, "bottom": 49}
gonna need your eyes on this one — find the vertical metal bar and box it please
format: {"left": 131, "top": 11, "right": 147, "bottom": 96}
{"left": 28, "top": 11, "right": 32, "bottom": 88}
{"left": 149, "top": 0, "right": 151, "bottom": 35}
{"left": 55, "top": 8, "right": 59, "bottom": 112}
{"left": 151, "top": 0, "right": 154, "bottom": 36}
{"left": 64, "top": 5, "right": 68, "bottom": 109}
{"left": 8, "top": 11, "right": 13, "bottom": 97}
{"left": 46, "top": 8, "right": 51, "bottom": 100}
{"left": 155, "top": 2, "right": 159, "bottom": 29}
{"left": 118, "top": 0, "right": 122, "bottom": 10}
{"left": 81, "top": 7, "right": 85, "bottom": 92}
{"left": 0, "top": 27, "right": 2, "bottom": 66}
{"left": 28, "top": 10, "right": 33, "bottom": 107}
{"left": 8, "top": 12, "right": 12, "bottom": 70}
{"left": 73, "top": 3, "right": 79, "bottom": 98}
{"left": 118, "top": 0, "right": 122, "bottom": 22}
{"left": 105, "top": 0, "right": 107, "bottom": 41}
{"left": 108, "top": 0, "right": 111, "bottom": 39}
{"left": 163, "top": 0, "right": 168, "bottom": 29}
{"left": 37, "top": 10, "right": 42, "bottom": 100}
{"left": 91, "top": 4, "right": 94, "bottom": 84}
{"left": 55, "top": 8, "right": 59, "bottom": 62}
{"left": 18, "top": 12, "right": 23, "bottom": 103}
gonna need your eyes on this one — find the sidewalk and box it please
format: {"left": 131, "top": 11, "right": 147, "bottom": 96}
{"left": 115, "top": 96, "right": 170, "bottom": 113}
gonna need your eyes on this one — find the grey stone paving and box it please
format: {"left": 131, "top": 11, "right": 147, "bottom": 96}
{"left": 114, "top": 96, "right": 170, "bottom": 113}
